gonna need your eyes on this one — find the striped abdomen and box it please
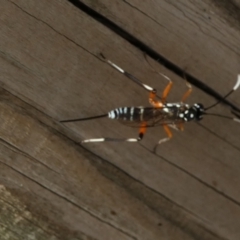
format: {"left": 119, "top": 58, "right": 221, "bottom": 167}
{"left": 107, "top": 105, "right": 186, "bottom": 127}
{"left": 108, "top": 107, "right": 150, "bottom": 122}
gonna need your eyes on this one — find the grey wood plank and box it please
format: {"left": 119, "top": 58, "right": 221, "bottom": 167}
{"left": 1, "top": 0, "right": 240, "bottom": 239}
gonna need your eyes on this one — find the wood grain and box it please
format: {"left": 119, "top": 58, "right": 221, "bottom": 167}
{"left": 0, "top": 0, "right": 240, "bottom": 239}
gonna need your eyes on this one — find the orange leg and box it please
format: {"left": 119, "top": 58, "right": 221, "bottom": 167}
{"left": 138, "top": 124, "right": 147, "bottom": 140}
{"left": 181, "top": 81, "right": 192, "bottom": 102}
{"left": 149, "top": 91, "right": 163, "bottom": 108}
{"left": 161, "top": 81, "right": 173, "bottom": 103}
{"left": 163, "top": 125, "right": 173, "bottom": 139}
{"left": 153, "top": 125, "right": 173, "bottom": 153}
{"left": 149, "top": 77, "right": 173, "bottom": 107}
{"left": 144, "top": 54, "right": 173, "bottom": 104}
{"left": 177, "top": 123, "right": 184, "bottom": 131}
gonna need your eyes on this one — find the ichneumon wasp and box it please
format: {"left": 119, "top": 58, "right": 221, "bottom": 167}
{"left": 61, "top": 54, "right": 240, "bottom": 152}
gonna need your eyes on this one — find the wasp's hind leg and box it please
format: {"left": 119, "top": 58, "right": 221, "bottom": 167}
{"left": 143, "top": 53, "right": 173, "bottom": 104}
{"left": 100, "top": 53, "right": 155, "bottom": 92}
{"left": 100, "top": 53, "right": 165, "bottom": 108}
{"left": 82, "top": 125, "right": 147, "bottom": 144}
{"left": 153, "top": 125, "right": 173, "bottom": 153}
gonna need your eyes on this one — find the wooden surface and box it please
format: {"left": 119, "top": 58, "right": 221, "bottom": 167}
{"left": 1, "top": 0, "right": 240, "bottom": 239}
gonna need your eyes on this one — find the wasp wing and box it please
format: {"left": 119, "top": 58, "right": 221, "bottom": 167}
{"left": 117, "top": 107, "right": 184, "bottom": 128}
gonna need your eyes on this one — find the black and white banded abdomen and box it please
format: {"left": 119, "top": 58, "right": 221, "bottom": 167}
{"left": 108, "top": 107, "right": 150, "bottom": 122}
{"left": 107, "top": 105, "right": 187, "bottom": 127}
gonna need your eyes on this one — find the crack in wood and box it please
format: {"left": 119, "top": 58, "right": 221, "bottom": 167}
{"left": 8, "top": 0, "right": 101, "bottom": 62}
{"left": 66, "top": 0, "right": 240, "bottom": 113}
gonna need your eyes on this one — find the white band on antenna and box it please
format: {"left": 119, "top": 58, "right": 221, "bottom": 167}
{"left": 233, "top": 118, "right": 240, "bottom": 123}
{"left": 233, "top": 75, "right": 240, "bottom": 90}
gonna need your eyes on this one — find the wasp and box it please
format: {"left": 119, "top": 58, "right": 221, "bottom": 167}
{"left": 61, "top": 54, "right": 240, "bottom": 152}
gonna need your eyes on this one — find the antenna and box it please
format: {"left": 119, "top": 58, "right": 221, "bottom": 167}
{"left": 203, "top": 112, "right": 240, "bottom": 122}
{"left": 205, "top": 75, "right": 240, "bottom": 110}
{"left": 60, "top": 114, "right": 108, "bottom": 123}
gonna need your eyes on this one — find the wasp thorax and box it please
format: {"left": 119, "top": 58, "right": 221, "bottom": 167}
{"left": 181, "top": 103, "right": 204, "bottom": 122}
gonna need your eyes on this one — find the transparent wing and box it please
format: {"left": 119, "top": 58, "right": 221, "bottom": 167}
{"left": 118, "top": 107, "right": 184, "bottom": 128}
